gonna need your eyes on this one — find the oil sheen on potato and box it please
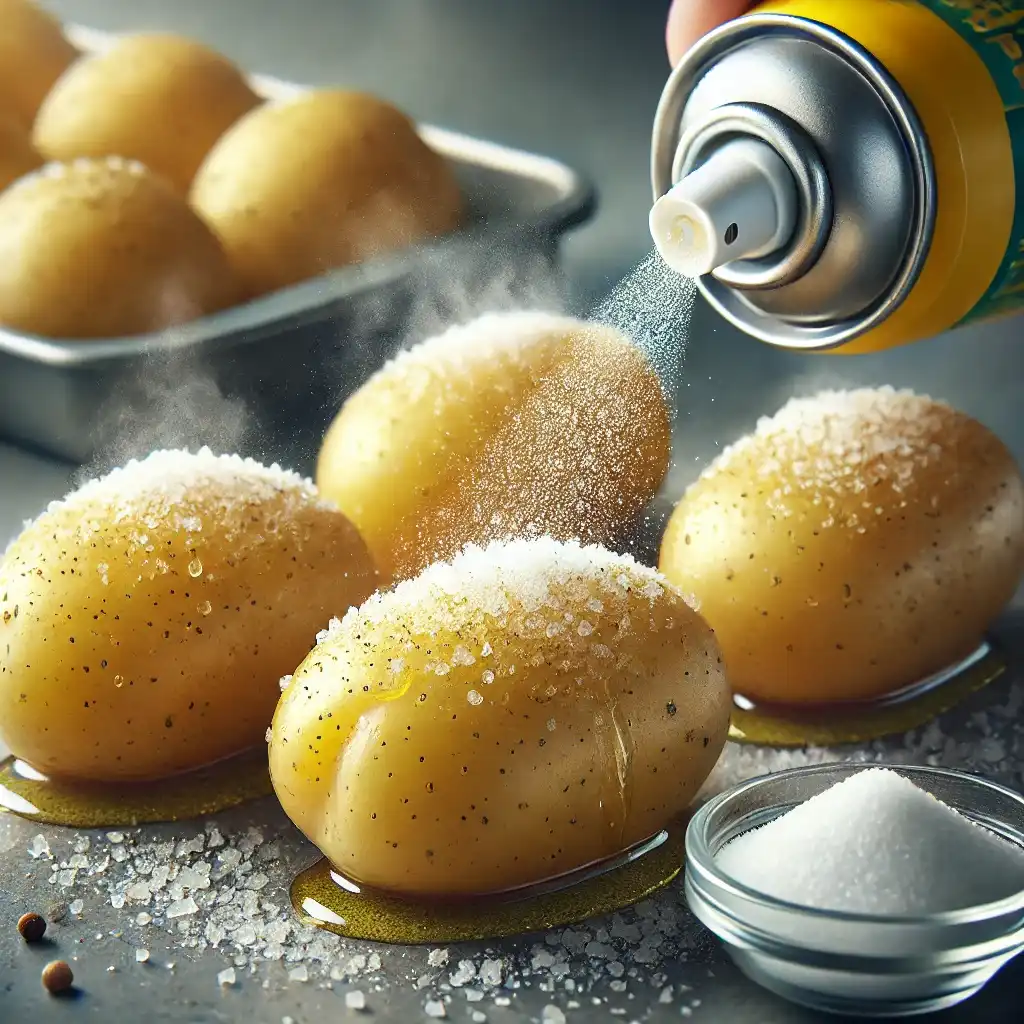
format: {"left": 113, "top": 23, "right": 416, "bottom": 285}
{"left": 270, "top": 536, "right": 731, "bottom": 898}
{"left": 0, "top": 447, "right": 378, "bottom": 783}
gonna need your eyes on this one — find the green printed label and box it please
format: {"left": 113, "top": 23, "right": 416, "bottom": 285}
{"left": 916, "top": 0, "right": 1024, "bottom": 324}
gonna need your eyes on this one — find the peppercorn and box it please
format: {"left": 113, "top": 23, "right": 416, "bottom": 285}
{"left": 17, "top": 912, "right": 46, "bottom": 943}
{"left": 41, "top": 960, "right": 74, "bottom": 995}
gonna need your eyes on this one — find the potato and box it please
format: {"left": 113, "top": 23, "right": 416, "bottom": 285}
{"left": 660, "top": 387, "right": 1024, "bottom": 705}
{"left": 0, "top": 448, "right": 378, "bottom": 782}
{"left": 0, "top": 157, "right": 238, "bottom": 339}
{"left": 0, "top": 0, "right": 77, "bottom": 129}
{"left": 316, "top": 312, "right": 672, "bottom": 583}
{"left": 0, "top": 115, "right": 42, "bottom": 192}
{"left": 189, "top": 89, "right": 464, "bottom": 297}
{"left": 33, "top": 33, "right": 260, "bottom": 194}
{"left": 270, "top": 537, "right": 730, "bottom": 897}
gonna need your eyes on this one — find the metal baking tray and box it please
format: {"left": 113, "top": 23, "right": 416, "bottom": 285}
{"left": 0, "top": 24, "right": 595, "bottom": 474}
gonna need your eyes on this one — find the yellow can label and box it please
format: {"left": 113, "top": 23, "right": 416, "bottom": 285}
{"left": 918, "top": 1, "right": 1024, "bottom": 324}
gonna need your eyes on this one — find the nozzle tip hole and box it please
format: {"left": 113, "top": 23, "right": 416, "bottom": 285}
{"left": 724, "top": 223, "right": 739, "bottom": 245}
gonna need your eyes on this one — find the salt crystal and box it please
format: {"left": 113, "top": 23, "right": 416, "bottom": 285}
{"left": 427, "top": 948, "right": 450, "bottom": 967}
{"left": 176, "top": 834, "right": 205, "bottom": 857}
{"left": 467, "top": 689, "right": 484, "bottom": 706}
{"left": 542, "top": 1007, "right": 566, "bottom": 1023}
{"left": 166, "top": 896, "right": 199, "bottom": 918}
{"left": 135, "top": 949, "right": 150, "bottom": 963}
{"left": 110, "top": 893, "right": 125, "bottom": 909}
{"left": 424, "top": 999, "right": 447, "bottom": 1017}
{"left": 213, "top": 848, "right": 242, "bottom": 879}
{"left": 478, "top": 959, "right": 504, "bottom": 986}
{"left": 659, "top": 986, "right": 673, "bottom": 1003}
{"left": 450, "top": 960, "right": 476, "bottom": 986}
{"left": 28, "top": 835, "right": 51, "bottom": 859}
{"left": 136, "top": 912, "right": 152, "bottom": 926}
{"left": 531, "top": 949, "right": 556, "bottom": 970}
{"left": 288, "top": 965, "right": 309, "bottom": 983}
{"left": 126, "top": 882, "right": 152, "bottom": 903}
{"left": 609, "top": 979, "right": 627, "bottom": 992}
{"left": 718, "top": 768, "right": 1024, "bottom": 914}
{"left": 345, "top": 989, "right": 367, "bottom": 1010}
{"left": 465, "top": 988, "right": 484, "bottom": 1002}
{"left": 217, "top": 967, "right": 236, "bottom": 987}
{"left": 471, "top": 1013, "right": 487, "bottom": 1023}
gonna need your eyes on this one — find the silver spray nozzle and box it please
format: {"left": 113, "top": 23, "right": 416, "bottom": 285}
{"left": 649, "top": 138, "right": 798, "bottom": 278}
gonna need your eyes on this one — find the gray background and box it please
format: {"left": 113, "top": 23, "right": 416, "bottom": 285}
{"left": 1, "top": 1, "right": 1022, "bottom": 1022}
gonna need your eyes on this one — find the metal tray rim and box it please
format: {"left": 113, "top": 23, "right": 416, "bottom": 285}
{"left": 0, "top": 24, "right": 596, "bottom": 368}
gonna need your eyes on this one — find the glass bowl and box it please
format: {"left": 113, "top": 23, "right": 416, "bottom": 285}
{"left": 684, "top": 762, "right": 1024, "bottom": 1018}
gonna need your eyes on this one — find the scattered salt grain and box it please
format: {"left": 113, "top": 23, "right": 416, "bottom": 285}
{"left": 28, "top": 835, "right": 51, "bottom": 859}
{"left": 217, "top": 967, "right": 236, "bottom": 987}
{"left": 424, "top": 998, "right": 447, "bottom": 1017}
{"left": 69, "top": 899, "right": 84, "bottom": 916}
{"left": 717, "top": 768, "right": 1024, "bottom": 914}
{"left": 427, "top": 948, "right": 450, "bottom": 967}
{"left": 166, "top": 896, "right": 198, "bottom": 918}
{"left": 478, "top": 959, "right": 504, "bottom": 987}
{"left": 135, "top": 949, "right": 150, "bottom": 963}
{"left": 542, "top": 1006, "right": 566, "bottom": 1023}
{"left": 450, "top": 959, "right": 476, "bottom": 986}
{"left": 345, "top": 989, "right": 367, "bottom": 1010}
{"left": 471, "top": 1013, "right": 487, "bottom": 1023}
{"left": 288, "top": 965, "right": 309, "bottom": 983}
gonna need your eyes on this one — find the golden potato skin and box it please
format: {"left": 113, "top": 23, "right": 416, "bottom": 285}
{"left": 0, "top": 157, "right": 238, "bottom": 338}
{"left": 270, "top": 538, "right": 730, "bottom": 897}
{"left": 0, "top": 449, "right": 378, "bottom": 782}
{"left": 33, "top": 33, "right": 261, "bottom": 194}
{"left": 0, "top": 0, "right": 77, "bottom": 129}
{"left": 316, "top": 312, "right": 672, "bottom": 583}
{"left": 0, "top": 115, "right": 42, "bottom": 192}
{"left": 189, "top": 89, "right": 464, "bottom": 297}
{"left": 660, "top": 388, "right": 1024, "bottom": 705}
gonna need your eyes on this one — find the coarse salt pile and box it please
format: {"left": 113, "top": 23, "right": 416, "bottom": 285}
{"left": 717, "top": 768, "right": 1024, "bottom": 915}
{"left": 321, "top": 536, "right": 680, "bottom": 643}
{"left": 50, "top": 447, "right": 324, "bottom": 521}
{"left": 702, "top": 386, "right": 957, "bottom": 497}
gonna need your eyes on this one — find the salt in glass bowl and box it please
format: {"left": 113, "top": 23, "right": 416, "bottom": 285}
{"left": 684, "top": 762, "right": 1024, "bottom": 1018}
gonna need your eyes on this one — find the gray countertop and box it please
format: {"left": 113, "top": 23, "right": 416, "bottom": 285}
{"left": 2, "top": 1, "right": 1023, "bottom": 1022}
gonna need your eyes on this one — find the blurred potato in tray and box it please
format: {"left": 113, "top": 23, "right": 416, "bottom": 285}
{"left": 33, "top": 32, "right": 262, "bottom": 194}
{"left": 0, "top": 157, "right": 238, "bottom": 339}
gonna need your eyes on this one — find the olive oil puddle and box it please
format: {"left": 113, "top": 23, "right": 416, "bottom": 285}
{"left": 0, "top": 746, "right": 272, "bottom": 827}
{"left": 292, "top": 823, "right": 686, "bottom": 944}
{"left": 729, "top": 640, "right": 1004, "bottom": 747}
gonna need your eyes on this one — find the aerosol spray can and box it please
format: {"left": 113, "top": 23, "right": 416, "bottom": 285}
{"left": 649, "top": 0, "right": 1024, "bottom": 353}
